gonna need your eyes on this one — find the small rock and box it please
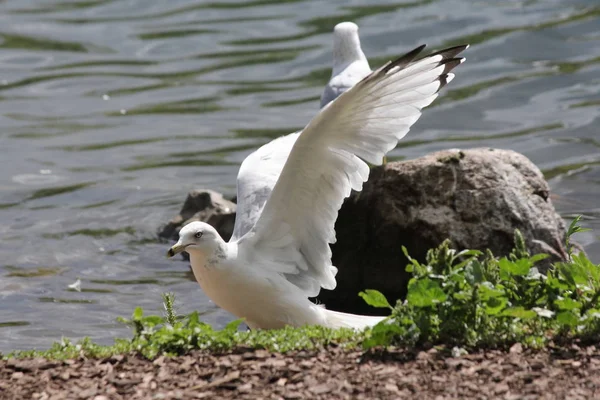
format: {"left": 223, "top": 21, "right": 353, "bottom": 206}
{"left": 237, "top": 382, "right": 252, "bottom": 392}
{"left": 493, "top": 383, "right": 510, "bottom": 394}
{"left": 452, "top": 346, "right": 468, "bottom": 358}
{"left": 276, "top": 378, "right": 287, "bottom": 386}
{"left": 252, "top": 350, "right": 270, "bottom": 359}
{"left": 77, "top": 388, "right": 97, "bottom": 399}
{"left": 283, "top": 392, "right": 304, "bottom": 399}
{"left": 510, "top": 343, "right": 523, "bottom": 354}
{"left": 310, "top": 383, "right": 333, "bottom": 394}
{"left": 11, "top": 371, "right": 24, "bottom": 379}
{"left": 206, "top": 371, "right": 240, "bottom": 388}
{"left": 385, "top": 383, "right": 399, "bottom": 392}
{"left": 153, "top": 355, "right": 166, "bottom": 366}
{"left": 108, "top": 355, "right": 123, "bottom": 364}
{"left": 38, "top": 361, "right": 60, "bottom": 370}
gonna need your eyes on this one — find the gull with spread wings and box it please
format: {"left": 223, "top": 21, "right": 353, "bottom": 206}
{"left": 168, "top": 36, "right": 469, "bottom": 330}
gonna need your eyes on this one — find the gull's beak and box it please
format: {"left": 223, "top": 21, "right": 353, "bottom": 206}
{"left": 167, "top": 242, "right": 187, "bottom": 258}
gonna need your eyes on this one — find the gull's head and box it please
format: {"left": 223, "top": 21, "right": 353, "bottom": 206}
{"left": 166, "top": 221, "right": 222, "bottom": 258}
{"left": 332, "top": 21, "right": 367, "bottom": 70}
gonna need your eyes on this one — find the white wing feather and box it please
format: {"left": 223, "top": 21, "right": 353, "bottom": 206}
{"left": 238, "top": 44, "right": 468, "bottom": 297}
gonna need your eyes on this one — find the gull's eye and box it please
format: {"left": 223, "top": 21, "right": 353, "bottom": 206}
{"left": 194, "top": 231, "right": 203, "bottom": 239}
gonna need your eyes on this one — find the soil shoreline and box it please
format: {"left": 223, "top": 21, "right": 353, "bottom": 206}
{"left": 2, "top": 344, "right": 599, "bottom": 399}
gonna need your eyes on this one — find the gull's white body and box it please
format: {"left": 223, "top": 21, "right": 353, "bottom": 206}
{"left": 171, "top": 22, "right": 468, "bottom": 331}
{"left": 184, "top": 230, "right": 383, "bottom": 329}
{"left": 187, "top": 241, "right": 322, "bottom": 329}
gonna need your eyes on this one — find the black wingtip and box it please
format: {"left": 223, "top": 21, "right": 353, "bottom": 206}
{"left": 382, "top": 43, "right": 469, "bottom": 75}
{"left": 382, "top": 44, "right": 427, "bottom": 73}
{"left": 437, "top": 58, "right": 465, "bottom": 90}
{"left": 429, "top": 44, "right": 469, "bottom": 60}
{"left": 438, "top": 73, "right": 452, "bottom": 91}
{"left": 361, "top": 43, "right": 468, "bottom": 88}
{"left": 439, "top": 57, "right": 464, "bottom": 75}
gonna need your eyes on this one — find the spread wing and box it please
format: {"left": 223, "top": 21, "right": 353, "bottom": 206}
{"left": 238, "top": 44, "right": 468, "bottom": 297}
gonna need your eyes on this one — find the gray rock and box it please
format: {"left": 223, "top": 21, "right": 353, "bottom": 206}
{"left": 161, "top": 148, "right": 568, "bottom": 315}
{"left": 321, "top": 148, "right": 568, "bottom": 314}
{"left": 159, "top": 190, "right": 236, "bottom": 244}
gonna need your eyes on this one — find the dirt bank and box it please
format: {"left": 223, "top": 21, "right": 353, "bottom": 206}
{"left": 2, "top": 344, "right": 600, "bottom": 399}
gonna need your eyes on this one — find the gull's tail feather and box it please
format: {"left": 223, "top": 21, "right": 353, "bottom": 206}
{"left": 324, "top": 309, "right": 386, "bottom": 330}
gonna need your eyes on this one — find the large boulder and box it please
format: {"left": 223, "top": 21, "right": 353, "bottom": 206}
{"left": 160, "top": 148, "right": 568, "bottom": 315}
{"left": 323, "top": 148, "right": 568, "bottom": 314}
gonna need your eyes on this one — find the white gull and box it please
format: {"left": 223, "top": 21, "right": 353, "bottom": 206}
{"left": 168, "top": 40, "right": 469, "bottom": 330}
{"left": 320, "top": 21, "right": 372, "bottom": 108}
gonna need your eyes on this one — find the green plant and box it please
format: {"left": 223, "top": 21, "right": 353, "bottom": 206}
{"left": 360, "top": 220, "right": 600, "bottom": 349}
{"left": 566, "top": 215, "right": 591, "bottom": 259}
{"left": 162, "top": 292, "right": 178, "bottom": 326}
{"left": 8, "top": 296, "right": 362, "bottom": 360}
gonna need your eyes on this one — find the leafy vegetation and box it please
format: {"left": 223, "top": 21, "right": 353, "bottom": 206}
{"left": 7, "top": 306, "right": 361, "bottom": 360}
{"left": 4, "top": 217, "right": 597, "bottom": 360}
{"left": 361, "top": 216, "right": 600, "bottom": 349}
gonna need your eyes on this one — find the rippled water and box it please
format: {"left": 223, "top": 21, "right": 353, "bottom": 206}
{"left": 0, "top": 0, "right": 599, "bottom": 352}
